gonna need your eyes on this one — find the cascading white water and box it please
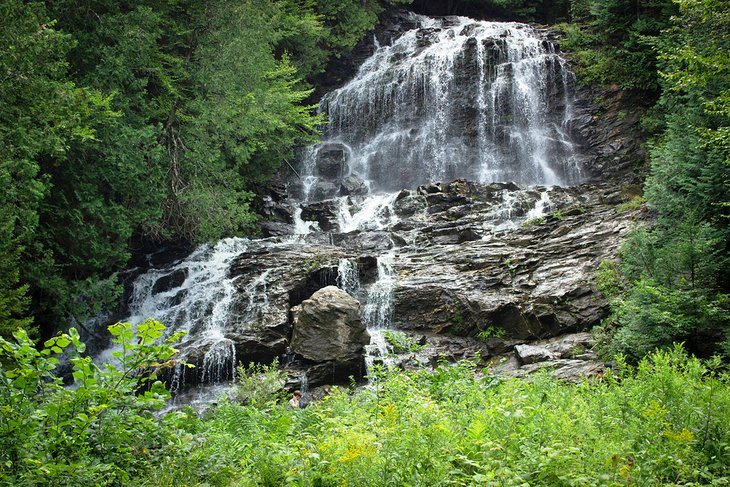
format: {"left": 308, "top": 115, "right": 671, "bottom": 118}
{"left": 94, "top": 13, "right": 585, "bottom": 397}
{"left": 337, "top": 254, "right": 399, "bottom": 374}
{"left": 335, "top": 193, "right": 399, "bottom": 233}
{"left": 116, "top": 238, "right": 248, "bottom": 334}
{"left": 362, "top": 253, "right": 397, "bottom": 329}
{"left": 337, "top": 258, "right": 361, "bottom": 297}
{"left": 301, "top": 15, "right": 580, "bottom": 194}
{"left": 98, "top": 238, "right": 254, "bottom": 391}
{"left": 335, "top": 254, "right": 397, "bottom": 330}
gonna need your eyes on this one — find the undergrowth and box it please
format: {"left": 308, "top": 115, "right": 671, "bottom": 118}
{"left": 3, "top": 325, "right": 729, "bottom": 486}
{"left": 151, "top": 346, "right": 730, "bottom": 486}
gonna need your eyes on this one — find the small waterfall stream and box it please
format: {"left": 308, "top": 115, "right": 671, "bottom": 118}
{"left": 362, "top": 254, "right": 397, "bottom": 329}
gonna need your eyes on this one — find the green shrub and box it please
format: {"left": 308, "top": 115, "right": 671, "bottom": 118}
{"left": 475, "top": 326, "right": 506, "bottom": 341}
{"left": 595, "top": 259, "right": 623, "bottom": 299}
{"left": 616, "top": 195, "right": 646, "bottom": 213}
{"left": 149, "top": 347, "right": 730, "bottom": 485}
{"left": 595, "top": 281, "right": 730, "bottom": 361}
{"left": 551, "top": 208, "right": 565, "bottom": 220}
{"left": 234, "top": 358, "right": 287, "bottom": 407}
{"left": 0, "top": 320, "right": 193, "bottom": 486}
{"left": 383, "top": 330, "right": 425, "bottom": 353}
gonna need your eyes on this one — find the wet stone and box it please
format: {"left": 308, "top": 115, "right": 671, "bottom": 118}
{"left": 151, "top": 268, "right": 188, "bottom": 295}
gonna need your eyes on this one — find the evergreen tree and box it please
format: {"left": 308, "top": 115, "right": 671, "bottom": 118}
{"left": 0, "top": 0, "right": 110, "bottom": 337}
{"left": 598, "top": 0, "right": 730, "bottom": 359}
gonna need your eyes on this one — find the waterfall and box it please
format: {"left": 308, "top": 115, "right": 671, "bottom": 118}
{"left": 337, "top": 254, "right": 400, "bottom": 374}
{"left": 92, "top": 13, "right": 585, "bottom": 397}
{"left": 117, "top": 238, "right": 247, "bottom": 334}
{"left": 244, "top": 270, "right": 271, "bottom": 320}
{"left": 97, "top": 238, "right": 249, "bottom": 390}
{"left": 336, "top": 255, "right": 397, "bottom": 330}
{"left": 302, "top": 15, "right": 579, "bottom": 194}
{"left": 335, "top": 193, "right": 399, "bottom": 233}
{"left": 362, "top": 254, "right": 397, "bottom": 329}
{"left": 337, "top": 258, "right": 361, "bottom": 297}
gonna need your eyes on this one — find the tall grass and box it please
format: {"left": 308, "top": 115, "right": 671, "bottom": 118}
{"left": 150, "top": 346, "right": 730, "bottom": 486}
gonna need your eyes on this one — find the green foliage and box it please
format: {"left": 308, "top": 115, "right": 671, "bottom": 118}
{"left": 302, "top": 252, "right": 325, "bottom": 274}
{"left": 523, "top": 216, "right": 546, "bottom": 226}
{"left": 0, "top": 0, "right": 112, "bottom": 337}
{"left": 595, "top": 259, "right": 623, "bottom": 299}
{"left": 595, "top": 281, "right": 730, "bottom": 360}
{"left": 551, "top": 208, "right": 565, "bottom": 220}
{"left": 589, "top": 0, "right": 730, "bottom": 362}
{"left": 234, "top": 359, "right": 287, "bottom": 407}
{"left": 475, "top": 326, "right": 506, "bottom": 340}
{"left": 142, "top": 347, "right": 730, "bottom": 485}
{"left": 383, "top": 330, "right": 425, "bottom": 353}
{"left": 615, "top": 195, "right": 646, "bottom": 213}
{"left": 4, "top": 329, "right": 730, "bottom": 485}
{"left": 0, "top": 320, "right": 193, "bottom": 485}
{"left": 561, "top": 0, "right": 676, "bottom": 91}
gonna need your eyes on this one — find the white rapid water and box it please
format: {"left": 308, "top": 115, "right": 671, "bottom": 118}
{"left": 98, "top": 238, "right": 254, "bottom": 392}
{"left": 301, "top": 15, "right": 580, "bottom": 194}
{"left": 335, "top": 193, "right": 399, "bottom": 233}
{"left": 336, "top": 258, "right": 361, "bottom": 296}
{"left": 362, "top": 253, "right": 397, "bottom": 329}
{"left": 337, "top": 254, "right": 399, "bottom": 374}
{"left": 102, "top": 238, "right": 248, "bottom": 339}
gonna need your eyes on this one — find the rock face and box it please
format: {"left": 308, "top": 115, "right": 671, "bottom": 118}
{"left": 392, "top": 184, "right": 633, "bottom": 339}
{"left": 143, "top": 179, "right": 638, "bottom": 391}
{"left": 291, "top": 286, "right": 370, "bottom": 363}
{"left": 494, "top": 332, "right": 604, "bottom": 381}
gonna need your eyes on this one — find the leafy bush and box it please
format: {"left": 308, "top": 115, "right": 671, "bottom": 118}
{"left": 595, "top": 259, "right": 623, "bottom": 299}
{"left": 234, "top": 358, "right": 288, "bottom": 407}
{"left": 595, "top": 281, "right": 730, "bottom": 361}
{"left": 383, "top": 330, "right": 425, "bottom": 353}
{"left": 5, "top": 326, "right": 729, "bottom": 485}
{"left": 0, "top": 320, "right": 193, "bottom": 486}
{"left": 146, "top": 347, "right": 730, "bottom": 485}
{"left": 551, "top": 208, "right": 565, "bottom": 220}
{"left": 476, "top": 326, "right": 506, "bottom": 340}
{"left": 615, "top": 195, "right": 646, "bottom": 213}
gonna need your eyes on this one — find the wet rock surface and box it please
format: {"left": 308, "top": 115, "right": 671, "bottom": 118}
{"left": 107, "top": 177, "right": 642, "bottom": 392}
{"left": 291, "top": 286, "right": 370, "bottom": 364}
{"left": 222, "top": 180, "right": 636, "bottom": 388}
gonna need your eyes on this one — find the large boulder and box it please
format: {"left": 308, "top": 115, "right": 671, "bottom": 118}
{"left": 340, "top": 174, "right": 369, "bottom": 196}
{"left": 291, "top": 286, "right": 370, "bottom": 363}
{"left": 316, "top": 143, "right": 350, "bottom": 179}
